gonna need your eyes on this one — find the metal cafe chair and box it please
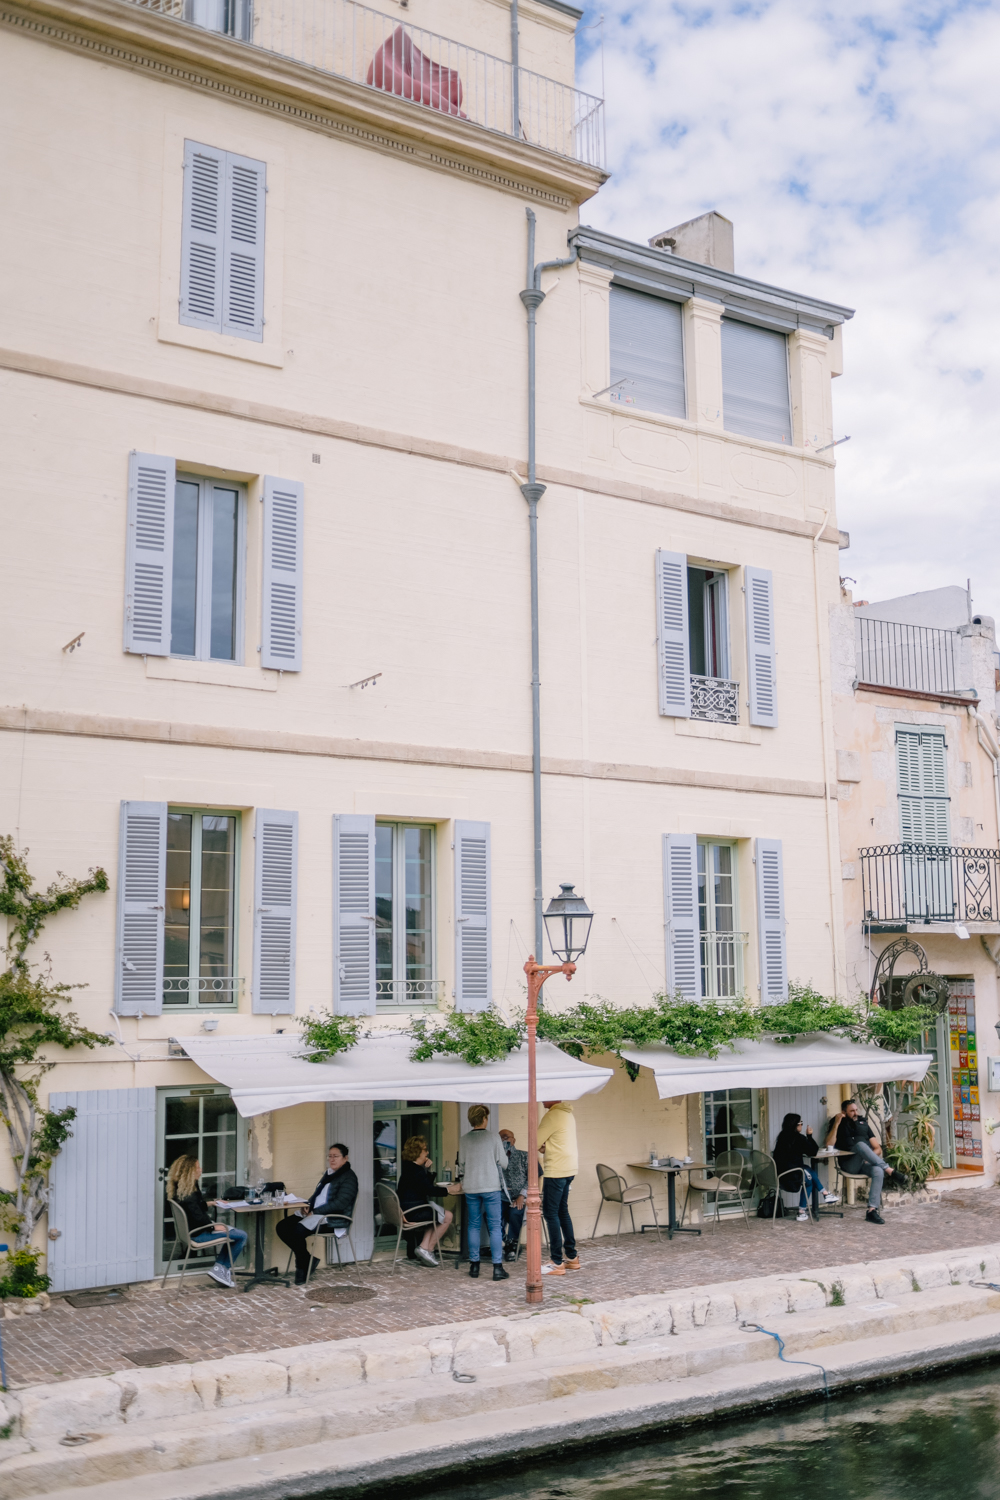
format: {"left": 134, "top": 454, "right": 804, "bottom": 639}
{"left": 161, "top": 1200, "right": 241, "bottom": 1293}
{"left": 284, "top": 1212, "right": 364, "bottom": 1285}
{"left": 372, "top": 1182, "right": 443, "bottom": 1273}
{"left": 680, "top": 1169, "right": 751, "bottom": 1232}
{"left": 754, "top": 1152, "right": 817, "bottom": 1223}
{"left": 591, "top": 1163, "right": 662, "bottom": 1246}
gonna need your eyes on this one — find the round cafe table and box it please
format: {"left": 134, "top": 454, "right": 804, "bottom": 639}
{"left": 212, "top": 1196, "right": 308, "bottom": 1291}
{"left": 627, "top": 1161, "right": 708, "bottom": 1239}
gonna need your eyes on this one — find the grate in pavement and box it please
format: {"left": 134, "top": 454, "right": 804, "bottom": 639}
{"left": 305, "top": 1285, "right": 377, "bottom": 1305}
{"left": 64, "top": 1288, "right": 130, "bottom": 1309}
{"left": 122, "top": 1346, "right": 187, "bottom": 1367}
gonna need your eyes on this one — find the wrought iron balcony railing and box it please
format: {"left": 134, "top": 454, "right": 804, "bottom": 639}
{"left": 376, "top": 977, "right": 445, "bottom": 1010}
{"left": 163, "top": 975, "right": 244, "bottom": 1004}
{"left": 855, "top": 617, "right": 962, "bottom": 696}
{"left": 127, "top": 0, "right": 606, "bottom": 168}
{"left": 860, "top": 844, "right": 1000, "bottom": 926}
{"left": 700, "top": 930, "right": 747, "bottom": 999}
{"left": 690, "top": 674, "right": 740, "bottom": 725}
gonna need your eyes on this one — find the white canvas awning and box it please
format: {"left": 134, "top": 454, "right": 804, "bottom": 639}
{"left": 620, "top": 1033, "right": 933, "bottom": 1100}
{"left": 182, "top": 1032, "right": 613, "bottom": 1118}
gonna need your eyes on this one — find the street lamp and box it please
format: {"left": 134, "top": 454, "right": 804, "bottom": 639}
{"left": 524, "top": 883, "right": 594, "bottom": 1305}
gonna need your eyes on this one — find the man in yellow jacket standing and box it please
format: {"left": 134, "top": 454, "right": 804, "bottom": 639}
{"left": 537, "top": 1100, "right": 579, "bottom": 1275}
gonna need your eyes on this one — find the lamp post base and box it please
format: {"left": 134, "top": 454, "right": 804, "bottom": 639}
{"left": 523, "top": 955, "right": 575, "bottom": 1305}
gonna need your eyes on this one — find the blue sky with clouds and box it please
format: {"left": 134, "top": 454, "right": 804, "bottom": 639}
{"left": 575, "top": 1, "right": 1000, "bottom": 616}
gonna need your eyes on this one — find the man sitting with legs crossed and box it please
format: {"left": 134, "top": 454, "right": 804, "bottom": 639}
{"left": 827, "top": 1098, "right": 908, "bottom": 1226}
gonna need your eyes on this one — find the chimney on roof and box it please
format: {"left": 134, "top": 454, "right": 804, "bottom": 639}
{"left": 649, "top": 211, "right": 734, "bottom": 272}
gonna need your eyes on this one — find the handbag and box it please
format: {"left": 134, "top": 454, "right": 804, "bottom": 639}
{"left": 756, "top": 1191, "right": 785, "bottom": 1219}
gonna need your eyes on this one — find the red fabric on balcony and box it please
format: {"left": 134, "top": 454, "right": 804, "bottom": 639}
{"left": 367, "top": 26, "right": 465, "bottom": 118}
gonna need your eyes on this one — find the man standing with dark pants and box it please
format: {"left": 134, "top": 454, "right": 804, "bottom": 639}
{"left": 827, "top": 1099, "right": 908, "bottom": 1225}
{"left": 276, "top": 1143, "right": 359, "bottom": 1283}
{"left": 537, "top": 1100, "right": 579, "bottom": 1275}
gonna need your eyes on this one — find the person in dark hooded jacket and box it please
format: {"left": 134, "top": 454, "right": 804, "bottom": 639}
{"left": 772, "top": 1113, "right": 839, "bottom": 1221}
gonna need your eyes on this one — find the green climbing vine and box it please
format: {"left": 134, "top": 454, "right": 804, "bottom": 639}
{"left": 0, "top": 837, "right": 111, "bottom": 1249}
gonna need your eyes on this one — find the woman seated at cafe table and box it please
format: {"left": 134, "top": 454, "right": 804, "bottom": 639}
{"left": 772, "top": 1113, "right": 840, "bottom": 1222}
{"left": 397, "top": 1135, "right": 453, "bottom": 1267}
{"left": 165, "top": 1154, "right": 249, "bottom": 1288}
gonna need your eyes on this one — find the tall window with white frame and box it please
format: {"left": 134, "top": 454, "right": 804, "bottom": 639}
{"left": 165, "top": 809, "right": 240, "bottom": 1007}
{"left": 697, "top": 841, "right": 745, "bottom": 998}
{"left": 375, "top": 824, "right": 437, "bottom": 1009}
{"left": 171, "top": 475, "right": 245, "bottom": 662}
{"left": 688, "top": 567, "right": 736, "bottom": 724}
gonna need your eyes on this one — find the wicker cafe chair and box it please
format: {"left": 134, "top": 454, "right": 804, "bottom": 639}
{"left": 161, "top": 1199, "right": 241, "bottom": 1293}
{"left": 283, "top": 1212, "right": 363, "bottom": 1286}
{"left": 372, "top": 1183, "right": 442, "bottom": 1273}
{"left": 591, "top": 1163, "right": 662, "bottom": 1246}
{"left": 754, "top": 1152, "right": 816, "bottom": 1223}
{"left": 680, "top": 1169, "right": 750, "bottom": 1232}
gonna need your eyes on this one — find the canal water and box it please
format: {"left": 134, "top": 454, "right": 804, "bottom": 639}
{"left": 434, "top": 1365, "right": 1000, "bottom": 1500}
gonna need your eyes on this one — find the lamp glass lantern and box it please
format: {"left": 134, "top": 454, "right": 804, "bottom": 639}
{"left": 542, "top": 884, "right": 594, "bottom": 964}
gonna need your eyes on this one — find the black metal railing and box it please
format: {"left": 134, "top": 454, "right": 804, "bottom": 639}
{"left": 854, "top": 617, "right": 961, "bottom": 696}
{"left": 860, "top": 843, "right": 1000, "bottom": 925}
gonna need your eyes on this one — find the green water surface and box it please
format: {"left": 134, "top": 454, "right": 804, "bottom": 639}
{"left": 436, "top": 1365, "right": 1000, "bottom": 1500}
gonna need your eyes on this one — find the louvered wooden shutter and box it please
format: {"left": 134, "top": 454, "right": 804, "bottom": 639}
{"left": 721, "top": 319, "right": 791, "bottom": 444}
{"left": 222, "top": 151, "right": 266, "bottom": 341}
{"left": 662, "top": 833, "right": 701, "bottom": 1000}
{"left": 455, "top": 820, "right": 491, "bottom": 1012}
{"left": 252, "top": 809, "right": 298, "bottom": 1015}
{"left": 333, "top": 814, "right": 376, "bottom": 1016}
{"left": 755, "top": 837, "right": 787, "bottom": 1002}
{"left": 115, "top": 801, "right": 167, "bottom": 1016}
{"left": 124, "top": 452, "right": 176, "bottom": 656}
{"left": 48, "top": 1088, "right": 156, "bottom": 1292}
{"left": 745, "top": 566, "right": 778, "bottom": 727}
{"left": 261, "top": 476, "right": 304, "bottom": 671}
{"left": 609, "top": 284, "right": 686, "bottom": 418}
{"left": 897, "top": 730, "right": 950, "bottom": 845}
{"left": 656, "top": 550, "right": 691, "bottom": 717}
{"left": 180, "top": 141, "right": 225, "bottom": 332}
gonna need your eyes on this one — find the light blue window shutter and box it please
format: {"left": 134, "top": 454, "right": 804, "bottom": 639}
{"left": 261, "top": 476, "right": 304, "bottom": 671}
{"left": 222, "top": 151, "right": 266, "bottom": 341}
{"left": 48, "top": 1089, "right": 156, "bottom": 1292}
{"left": 252, "top": 809, "right": 298, "bottom": 1015}
{"left": 180, "top": 141, "right": 225, "bottom": 332}
{"left": 609, "top": 285, "right": 686, "bottom": 418}
{"left": 455, "top": 820, "right": 491, "bottom": 1012}
{"left": 326, "top": 1101, "right": 374, "bottom": 1261}
{"left": 755, "top": 837, "right": 787, "bottom": 1002}
{"left": 115, "top": 801, "right": 167, "bottom": 1017}
{"left": 721, "top": 319, "right": 791, "bottom": 444}
{"left": 662, "top": 833, "right": 701, "bottom": 999}
{"left": 656, "top": 549, "right": 691, "bottom": 717}
{"left": 745, "top": 566, "right": 778, "bottom": 727}
{"left": 124, "top": 452, "right": 175, "bottom": 656}
{"left": 897, "top": 730, "right": 950, "bottom": 845}
{"left": 333, "top": 814, "right": 376, "bottom": 1016}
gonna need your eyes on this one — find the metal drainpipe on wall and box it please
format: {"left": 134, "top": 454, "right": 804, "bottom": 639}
{"left": 967, "top": 704, "right": 1000, "bottom": 851}
{"left": 811, "top": 506, "right": 845, "bottom": 994}
{"left": 519, "top": 208, "right": 578, "bottom": 956}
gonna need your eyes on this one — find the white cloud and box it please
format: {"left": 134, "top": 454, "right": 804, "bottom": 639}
{"left": 577, "top": 1, "right": 1000, "bottom": 617}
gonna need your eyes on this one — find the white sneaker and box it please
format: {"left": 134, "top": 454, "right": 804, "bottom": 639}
{"left": 796, "top": 1209, "right": 809, "bottom": 1222}
{"left": 208, "top": 1264, "right": 233, "bottom": 1287}
{"left": 415, "top": 1247, "right": 438, "bottom": 1267}
{"left": 821, "top": 1191, "right": 840, "bottom": 1205}
{"left": 541, "top": 1262, "right": 566, "bottom": 1276}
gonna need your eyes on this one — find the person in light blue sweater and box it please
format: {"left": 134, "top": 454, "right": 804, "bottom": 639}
{"left": 457, "top": 1105, "right": 510, "bottom": 1282}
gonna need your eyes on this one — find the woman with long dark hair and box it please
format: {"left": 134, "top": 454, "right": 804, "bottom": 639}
{"left": 772, "top": 1113, "right": 840, "bottom": 1222}
{"left": 165, "top": 1155, "right": 248, "bottom": 1287}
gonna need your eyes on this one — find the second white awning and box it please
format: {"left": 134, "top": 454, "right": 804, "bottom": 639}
{"left": 619, "top": 1032, "right": 932, "bottom": 1099}
{"left": 182, "top": 1032, "right": 614, "bottom": 1118}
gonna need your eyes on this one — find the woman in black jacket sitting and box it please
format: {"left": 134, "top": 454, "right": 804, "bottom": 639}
{"left": 165, "top": 1155, "right": 248, "bottom": 1288}
{"left": 276, "top": 1143, "right": 359, "bottom": 1283}
{"left": 397, "top": 1136, "right": 452, "bottom": 1267}
{"left": 772, "top": 1113, "right": 839, "bottom": 1222}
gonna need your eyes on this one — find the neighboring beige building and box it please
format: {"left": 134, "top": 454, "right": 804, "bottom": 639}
{"left": 1, "top": 0, "right": 854, "bottom": 1287}
{"left": 832, "top": 584, "right": 1000, "bottom": 1187}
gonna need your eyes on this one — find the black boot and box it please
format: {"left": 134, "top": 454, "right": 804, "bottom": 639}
{"left": 468, "top": 1260, "right": 480, "bottom": 1278}
{"left": 294, "top": 1256, "right": 320, "bottom": 1286}
{"left": 492, "top": 1263, "right": 510, "bottom": 1281}
{"left": 866, "top": 1207, "right": 885, "bottom": 1225}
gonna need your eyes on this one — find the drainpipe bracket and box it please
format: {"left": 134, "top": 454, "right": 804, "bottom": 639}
{"left": 520, "top": 288, "right": 546, "bottom": 311}
{"left": 521, "top": 483, "right": 546, "bottom": 505}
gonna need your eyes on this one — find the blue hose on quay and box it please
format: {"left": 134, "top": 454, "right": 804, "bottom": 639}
{"left": 740, "top": 1321, "right": 830, "bottom": 1398}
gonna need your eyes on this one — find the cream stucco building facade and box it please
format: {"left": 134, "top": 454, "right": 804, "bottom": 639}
{"left": 2, "top": 0, "right": 856, "bottom": 1287}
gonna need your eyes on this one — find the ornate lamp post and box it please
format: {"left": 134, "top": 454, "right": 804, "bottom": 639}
{"left": 524, "top": 883, "right": 593, "bottom": 1305}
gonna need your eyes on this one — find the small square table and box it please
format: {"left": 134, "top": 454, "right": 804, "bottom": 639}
{"left": 627, "top": 1162, "right": 709, "bottom": 1238}
{"left": 212, "top": 1195, "right": 308, "bottom": 1291}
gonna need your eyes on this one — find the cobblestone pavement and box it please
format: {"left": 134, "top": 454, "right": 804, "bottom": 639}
{"left": 6, "top": 1187, "right": 999, "bottom": 1388}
